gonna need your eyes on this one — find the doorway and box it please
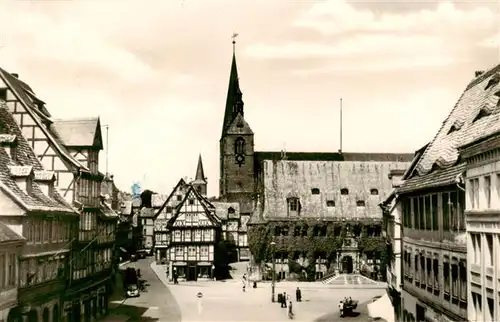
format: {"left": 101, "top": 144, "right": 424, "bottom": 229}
{"left": 342, "top": 256, "right": 353, "bottom": 274}
{"left": 187, "top": 263, "right": 197, "bottom": 281}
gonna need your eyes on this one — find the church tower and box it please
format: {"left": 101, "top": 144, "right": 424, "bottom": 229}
{"left": 192, "top": 154, "right": 207, "bottom": 196}
{"left": 219, "top": 36, "right": 255, "bottom": 200}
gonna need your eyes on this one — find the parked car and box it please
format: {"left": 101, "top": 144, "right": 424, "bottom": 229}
{"left": 130, "top": 254, "right": 137, "bottom": 262}
{"left": 126, "top": 284, "right": 139, "bottom": 297}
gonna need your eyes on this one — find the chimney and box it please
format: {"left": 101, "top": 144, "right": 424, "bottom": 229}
{"left": 475, "top": 71, "right": 485, "bottom": 77}
{"left": 11, "top": 73, "right": 19, "bottom": 78}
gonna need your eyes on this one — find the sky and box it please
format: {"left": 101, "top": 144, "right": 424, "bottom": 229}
{"left": 0, "top": 0, "right": 499, "bottom": 198}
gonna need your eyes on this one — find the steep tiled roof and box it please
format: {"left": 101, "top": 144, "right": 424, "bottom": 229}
{"left": 411, "top": 64, "right": 500, "bottom": 177}
{"left": 0, "top": 68, "right": 88, "bottom": 171}
{"left": 139, "top": 207, "right": 155, "bottom": 218}
{"left": 52, "top": 118, "right": 102, "bottom": 149}
{"left": 0, "top": 104, "right": 77, "bottom": 213}
{"left": 256, "top": 159, "right": 410, "bottom": 221}
{"left": 0, "top": 220, "right": 24, "bottom": 243}
{"left": 211, "top": 201, "right": 240, "bottom": 220}
{"left": 398, "top": 163, "right": 466, "bottom": 194}
{"left": 167, "top": 185, "right": 222, "bottom": 227}
{"left": 255, "top": 151, "right": 413, "bottom": 162}
{"left": 151, "top": 193, "right": 168, "bottom": 208}
{"left": 100, "top": 201, "right": 119, "bottom": 220}
{"left": 154, "top": 178, "right": 188, "bottom": 218}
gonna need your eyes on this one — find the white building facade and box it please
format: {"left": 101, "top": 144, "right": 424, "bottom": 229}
{"left": 460, "top": 133, "right": 500, "bottom": 322}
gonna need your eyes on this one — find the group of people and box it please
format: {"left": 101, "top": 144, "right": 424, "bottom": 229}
{"left": 278, "top": 288, "right": 301, "bottom": 319}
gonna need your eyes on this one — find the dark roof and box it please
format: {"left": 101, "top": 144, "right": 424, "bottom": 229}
{"left": 255, "top": 159, "right": 410, "bottom": 221}
{"left": 154, "top": 178, "right": 188, "bottom": 219}
{"left": 192, "top": 154, "right": 206, "bottom": 184}
{"left": 398, "top": 163, "right": 466, "bottom": 194}
{"left": 0, "top": 104, "right": 77, "bottom": 213}
{"left": 221, "top": 52, "right": 245, "bottom": 139}
{"left": 255, "top": 151, "right": 414, "bottom": 163}
{"left": 0, "top": 220, "right": 24, "bottom": 243}
{"left": 52, "top": 118, "right": 102, "bottom": 149}
{"left": 0, "top": 67, "right": 89, "bottom": 171}
{"left": 401, "top": 63, "right": 500, "bottom": 192}
{"left": 139, "top": 207, "right": 155, "bottom": 218}
{"left": 166, "top": 185, "right": 222, "bottom": 228}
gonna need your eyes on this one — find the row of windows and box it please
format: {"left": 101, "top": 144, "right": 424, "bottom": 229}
{"left": 175, "top": 246, "right": 210, "bottom": 256}
{"left": 311, "top": 188, "right": 379, "bottom": 196}
{"left": 20, "top": 256, "right": 65, "bottom": 288}
{"left": 273, "top": 225, "right": 381, "bottom": 237}
{"left": 402, "top": 190, "right": 465, "bottom": 231}
{"left": 26, "top": 219, "right": 71, "bottom": 244}
{"left": 287, "top": 197, "right": 371, "bottom": 213}
{"left": 470, "top": 291, "right": 496, "bottom": 322}
{"left": 0, "top": 252, "right": 16, "bottom": 289}
{"left": 403, "top": 251, "right": 467, "bottom": 306}
{"left": 468, "top": 173, "right": 500, "bottom": 210}
{"left": 172, "top": 229, "right": 213, "bottom": 242}
{"left": 470, "top": 232, "right": 495, "bottom": 266}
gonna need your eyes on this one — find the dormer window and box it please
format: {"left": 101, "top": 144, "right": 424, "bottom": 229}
{"left": 287, "top": 197, "right": 300, "bottom": 216}
{"left": 189, "top": 199, "right": 194, "bottom": 205}
{"left": 370, "top": 189, "right": 379, "bottom": 195}
{"left": 311, "top": 188, "right": 320, "bottom": 195}
{"left": 9, "top": 165, "right": 34, "bottom": 194}
{"left": 0, "top": 134, "right": 17, "bottom": 161}
{"left": 356, "top": 200, "right": 366, "bottom": 207}
{"left": 485, "top": 73, "right": 500, "bottom": 90}
{"left": 326, "top": 200, "right": 335, "bottom": 207}
{"left": 472, "top": 106, "right": 493, "bottom": 123}
{"left": 34, "top": 170, "right": 56, "bottom": 197}
{"left": 447, "top": 120, "right": 464, "bottom": 135}
{"left": 176, "top": 195, "right": 182, "bottom": 201}
{"left": 228, "top": 207, "right": 235, "bottom": 214}
{"left": 341, "top": 188, "right": 349, "bottom": 195}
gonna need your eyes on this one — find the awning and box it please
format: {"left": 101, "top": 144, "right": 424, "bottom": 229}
{"left": 119, "top": 247, "right": 128, "bottom": 253}
{"left": 367, "top": 293, "right": 394, "bottom": 322}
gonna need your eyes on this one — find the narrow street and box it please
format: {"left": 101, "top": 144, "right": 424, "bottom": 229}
{"left": 105, "top": 259, "right": 182, "bottom": 321}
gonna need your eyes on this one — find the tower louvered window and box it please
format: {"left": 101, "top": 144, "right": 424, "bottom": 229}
{"left": 235, "top": 137, "right": 245, "bottom": 155}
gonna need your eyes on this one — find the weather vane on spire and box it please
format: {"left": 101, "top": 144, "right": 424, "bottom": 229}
{"left": 232, "top": 32, "right": 239, "bottom": 53}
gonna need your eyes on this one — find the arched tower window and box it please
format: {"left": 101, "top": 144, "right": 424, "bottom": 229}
{"left": 235, "top": 137, "right": 245, "bottom": 155}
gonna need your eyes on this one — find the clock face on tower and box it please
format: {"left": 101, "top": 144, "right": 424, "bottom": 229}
{"left": 235, "top": 154, "right": 245, "bottom": 166}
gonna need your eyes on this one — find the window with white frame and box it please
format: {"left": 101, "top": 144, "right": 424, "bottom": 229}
{"left": 484, "top": 175, "right": 491, "bottom": 209}
{"left": 175, "top": 246, "right": 183, "bottom": 256}
{"left": 200, "top": 246, "right": 209, "bottom": 256}
{"left": 188, "top": 246, "right": 196, "bottom": 256}
{"left": 174, "top": 231, "right": 181, "bottom": 241}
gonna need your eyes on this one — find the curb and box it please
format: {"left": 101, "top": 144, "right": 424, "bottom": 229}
{"left": 119, "top": 260, "right": 131, "bottom": 267}
{"left": 150, "top": 262, "right": 170, "bottom": 287}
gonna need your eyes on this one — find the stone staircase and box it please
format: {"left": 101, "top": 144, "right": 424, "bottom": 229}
{"left": 322, "top": 273, "right": 381, "bottom": 285}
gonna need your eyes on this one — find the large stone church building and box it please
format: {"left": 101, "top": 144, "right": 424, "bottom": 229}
{"left": 217, "top": 42, "right": 414, "bottom": 280}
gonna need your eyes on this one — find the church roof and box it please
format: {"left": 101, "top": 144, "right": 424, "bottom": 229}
{"left": 221, "top": 51, "right": 244, "bottom": 139}
{"left": 255, "top": 159, "right": 410, "bottom": 222}
{"left": 400, "top": 64, "right": 500, "bottom": 193}
{"left": 52, "top": 117, "right": 103, "bottom": 149}
{"left": 192, "top": 154, "right": 206, "bottom": 184}
{"left": 255, "top": 151, "right": 413, "bottom": 162}
{"left": 211, "top": 201, "right": 240, "bottom": 220}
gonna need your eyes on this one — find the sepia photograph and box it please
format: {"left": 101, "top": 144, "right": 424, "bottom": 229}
{"left": 0, "top": 0, "right": 499, "bottom": 321}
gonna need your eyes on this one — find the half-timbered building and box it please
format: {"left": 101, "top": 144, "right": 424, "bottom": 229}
{"left": 0, "top": 103, "right": 78, "bottom": 322}
{"left": 153, "top": 179, "right": 188, "bottom": 264}
{"left": 0, "top": 69, "right": 115, "bottom": 322}
{"left": 0, "top": 220, "right": 24, "bottom": 322}
{"left": 166, "top": 185, "right": 222, "bottom": 281}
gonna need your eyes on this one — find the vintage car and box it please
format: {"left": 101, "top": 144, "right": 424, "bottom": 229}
{"left": 126, "top": 284, "right": 140, "bottom": 297}
{"left": 339, "top": 298, "right": 358, "bottom": 317}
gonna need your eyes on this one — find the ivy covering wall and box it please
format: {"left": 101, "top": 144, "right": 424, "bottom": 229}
{"left": 248, "top": 220, "right": 387, "bottom": 281}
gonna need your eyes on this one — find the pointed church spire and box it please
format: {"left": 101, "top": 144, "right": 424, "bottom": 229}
{"left": 195, "top": 153, "right": 206, "bottom": 183}
{"left": 221, "top": 33, "right": 244, "bottom": 139}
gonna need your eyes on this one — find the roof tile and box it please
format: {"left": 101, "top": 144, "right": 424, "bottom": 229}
{"left": 0, "top": 134, "right": 16, "bottom": 144}
{"left": 0, "top": 220, "right": 24, "bottom": 243}
{"left": 34, "top": 170, "right": 56, "bottom": 182}
{"left": 8, "top": 165, "right": 33, "bottom": 177}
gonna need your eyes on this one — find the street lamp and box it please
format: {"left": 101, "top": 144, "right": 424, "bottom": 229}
{"left": 270, "top": 239, "right": 276, "bottom": 303}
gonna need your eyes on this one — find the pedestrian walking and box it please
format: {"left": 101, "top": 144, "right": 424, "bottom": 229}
{"left": 288, "top": 300, "right": 294, "bottom": 319}
{"left": 295, "top": 287, "right": 301, "bottom": 302}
